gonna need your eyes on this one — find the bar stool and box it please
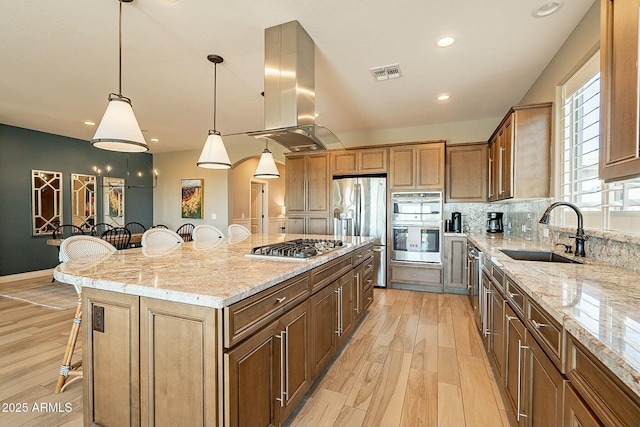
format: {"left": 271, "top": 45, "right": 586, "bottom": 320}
{"left": 55, "top": 235, "right": 116, "bottom": 393}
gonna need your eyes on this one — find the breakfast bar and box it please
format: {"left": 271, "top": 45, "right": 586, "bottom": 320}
{"left": 54, "top": 234, "right": 375, "bottom": 427}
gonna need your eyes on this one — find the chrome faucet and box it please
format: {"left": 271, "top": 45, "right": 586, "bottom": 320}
{"left": 539, "top": 202, "right": 587, "bottom": 257}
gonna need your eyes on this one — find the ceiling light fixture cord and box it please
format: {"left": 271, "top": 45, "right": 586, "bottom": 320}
{"left": 213, "top": 59, "right": 217, "bottom": 130}
{"left": 118, "top": 0, "right": 123, "bottom": 96}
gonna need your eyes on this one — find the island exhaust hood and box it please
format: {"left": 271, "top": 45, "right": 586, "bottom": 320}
{"left": 245, "top": 21, "right": 340, "bottom": 152}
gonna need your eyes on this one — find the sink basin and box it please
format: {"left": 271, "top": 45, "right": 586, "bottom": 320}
{"left": 500, "top": 249, "right": 582, "bottom": 264}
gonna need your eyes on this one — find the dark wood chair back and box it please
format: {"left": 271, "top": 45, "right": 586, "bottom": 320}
{"left": 53, "top": 224, "right": 84, "bottom": 239}
{"left": 91, "top": 222, "right": 114, "bottom": 237}
{"left": 125, "top": 222, "right": 147, "bottom": 247}
{"left": 150, "top": 224, "right": 169, "bottom": 229}
{"left": 176, "top": 223, "right": 195, "bottom": 242}
{"left": 101, "top": 227, "right": 132, "bottom": 250}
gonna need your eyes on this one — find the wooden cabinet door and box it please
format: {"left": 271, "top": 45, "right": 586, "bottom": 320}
{"left": 564, "top": 383, "right": 603, "bottom": 427}
{"left": 140, "top": 297, "right": 217, "bottom": 427}
{"left": 333, "top": 151, "right": 358, "bottom": 175}
{"left": 527, "top": 335, "right": 565, "bottom": 427}
{"left": 416, "top": 143, "right": 445, "bottom": 189}
{"left": 225, "top": 320, "right": 280, "bottom": 427}
{"left": 359, "top": 148, "right": 387, "bottom": 173}
{"left": 489, "top": 285, "right": 505, "bottom": 381}
{"left": 445, "top": 143, "right": 488, "bottom": 202}
{"left": 338, "top": 275, "right": 355, "bottom": 344}
{"left": 443, "top": 235, "right": 467, "bottom": 292}
{"left": 307, "top": 216, "right": 330, "bottom": 235}
{"left": 600, "top": 0, "right": 640, "bottom": 181}
{"left": 277, "top": 301, "right": 312, "bottom": 423}
{"left": 498, "top": 116, "right": 513, "bottom": 199}
{"left": 488, "top": 137, "right": 498, "bottom": 201}
{"left": 389, "top": 146, "right": 416, "bottom": 189}
{"left": 310, "top": 280, "right": 338, "bottom": 378}
{"left": 504, "top": 304, "right": 527, "bottom": 426}
{"left": 306, "top": 154, "right": 330, "bottom": 213}
{"left": 286, "top": 156, "right": 306, "bottom": 213}
{"left": 83, "top": 288, "right": 139, "bottom": 427}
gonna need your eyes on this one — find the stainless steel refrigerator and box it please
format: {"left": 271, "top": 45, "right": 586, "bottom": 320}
{"left": 331, "top": 176, "right": 387, "bottom": 287}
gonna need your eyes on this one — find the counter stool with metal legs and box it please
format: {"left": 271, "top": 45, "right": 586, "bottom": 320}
{"left": 54, "top": 235, "right": 117, "bottom": 393}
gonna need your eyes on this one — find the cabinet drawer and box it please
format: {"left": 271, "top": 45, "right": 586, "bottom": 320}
{"left": 526, "top": 299, "right": 562, "bottom": 367}
{"left": 363, "top": 285, "right": 374, "bottom": 311}
{"left": 505, "top": 277, "right": 525, "bottom": 316}
{"left": 353, "top": 244, "right": 373, "bottom": 266}
{"left": 566, "top": 334, "right": 640, "bottom": 427}
{"left": 363, "top": 270, "right": 374, "bottom": 292}
{"left": 390, "top": 262, "right": 442, "bottom": 285}
{"left": 224, "top": 273, "right": 310, "bottom": 348}
{"left": 311, "top": 253, "right": 353, "bottom": 293}
{"left": 490, "top": 263, "right": 504, "bottom": 293}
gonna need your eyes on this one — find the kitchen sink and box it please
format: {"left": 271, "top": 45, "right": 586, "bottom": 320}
{"left": 500, "top": 249, "right": 583, "bottom": 264}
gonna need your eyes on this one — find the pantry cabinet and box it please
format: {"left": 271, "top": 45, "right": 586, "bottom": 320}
{"left": 488, "top": 103, "right": 551, "bottom": 201}
{"left": 445, "top": 142, "right": 488, "bottom": 202}
{"left": 389, "top": 142, "right": 445, "bottom": 190}
{"left": 599, "top": 0, "right": 640, "bottom": 182}
{"left": 285, "top": 153, "right": 331, "bottom": 234}
{"left": 332, "top": 147, "right": 387, "bottom": 175}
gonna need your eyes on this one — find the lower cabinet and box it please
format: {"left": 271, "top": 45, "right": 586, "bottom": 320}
{"left": 488, "top": 282, "right": 505, "bottom": 380}
{"left": 225, "top": 300, "right": 311, "bottom": 427}
{"left": 389, "top": 260, "right": 443, "bottom": 292}
{"left": 564, "top": 382, "right": 603, "bottom": 427}
{"left": 443, "top": 234, "right": 467, "bottom": 294}
{"left": 83, "top": 288, "right": 218, "bottom": 427}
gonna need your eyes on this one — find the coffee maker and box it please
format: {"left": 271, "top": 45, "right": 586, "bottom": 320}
{"left": 486, "top": 212, "right": 504, "bottom": 233}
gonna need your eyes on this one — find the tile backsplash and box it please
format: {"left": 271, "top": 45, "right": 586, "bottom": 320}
{"left": 444, "top": 198, "right": 640, "bottom": 271}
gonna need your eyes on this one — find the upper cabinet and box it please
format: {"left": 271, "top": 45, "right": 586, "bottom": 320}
{"left": 389, "top": 142, "right": 445, "bottom": 190}
{"left": 332, "top": 148, "right": 387, "bottom": 175}
{"left": 446, "top": 143, "right": 488, "bottom": 202}
{"left": 599, "top": 0, "right": 640, "bottom": 182}
{"left": 488, "top": 103, "right": 551, "bottom": 201}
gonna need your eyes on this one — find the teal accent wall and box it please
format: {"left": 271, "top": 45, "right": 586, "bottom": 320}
{"left": 0, "top": 124, "right": 153, "bottom": 276}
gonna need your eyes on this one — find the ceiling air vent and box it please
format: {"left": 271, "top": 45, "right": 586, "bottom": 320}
{"left": 369, "top": 63, "right": 402, "bottom": 81}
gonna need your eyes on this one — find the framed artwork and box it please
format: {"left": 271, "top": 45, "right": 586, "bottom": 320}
{"left": 181, "top": 179, "right": 204, "bottom": 219}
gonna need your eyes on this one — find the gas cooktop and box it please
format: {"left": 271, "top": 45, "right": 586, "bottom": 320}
{"left": 245, "top": 238, "right": 344, "bottom": 261}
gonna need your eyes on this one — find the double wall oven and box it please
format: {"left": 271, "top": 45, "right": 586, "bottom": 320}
{"left": 391, "top": 191, "right": 442, "bottom": 263}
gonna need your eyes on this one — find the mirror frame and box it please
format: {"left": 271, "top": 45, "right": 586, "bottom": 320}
{"left": 31, "top": 169, "right": 63, "bottom": 236}
{"left": 71, "top": 173, "right": 96, "bottom": 233}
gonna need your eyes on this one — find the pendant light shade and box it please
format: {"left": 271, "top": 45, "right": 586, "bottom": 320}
{"left": 198, "top": 130, "right": 231, "bottom": 169}
{"left": 254, "top": 141, "right": 280, "bottom": 178}
{"left": 91, "top": 0, "right": 148, "bottom": 153}
{"left": 197, "top": 54, "right": 231, "bottom": 169}
{"left": 92, "top": 95, "right": 147, "bottom": 152}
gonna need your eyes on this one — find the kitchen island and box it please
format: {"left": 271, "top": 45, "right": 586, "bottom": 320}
{"left": 467, "top": 233, "right": 640, "bottom": 426}
{"left": 54, "top": 234, "right": 376, "bottom": 427}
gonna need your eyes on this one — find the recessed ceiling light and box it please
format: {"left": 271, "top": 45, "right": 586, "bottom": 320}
{"left": 150, "top": 138, "right": 159, "bottom": 142}
{"left": 437, "top": 94, "right": 451, "bottom": 101}
{"left": 436, "top": 36, "right": 456, "bottom": 48}
{"left": 532, "top": 1, "right": 563, "bottom": 18}
{"left": 84, "top": 120, "right": 96, "bottom": 126}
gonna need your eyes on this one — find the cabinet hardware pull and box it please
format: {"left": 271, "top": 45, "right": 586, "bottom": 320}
{"left": 517, "top": 340, "right": 529, "bottom": 421}
{"left": 335, "top": 287, "right": 343, "bottom": 335}
{"left": 275, "top": 331, "right": 286, "bottom": 407}
{"left": 284, "top": 326, "right": 290, "bottom": 400}
{"left": 276, "top": 297, "right": 287, "bottom": 303}
{"left": 531, "top": 320, "right": 548, "bottom": 329}
{"left": 508, "top": 292, "right": 520, "bottom": 299}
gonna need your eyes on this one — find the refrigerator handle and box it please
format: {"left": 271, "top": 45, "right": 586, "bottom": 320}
{"left": 355, "top": 183, "right": 362, "bottom": 236}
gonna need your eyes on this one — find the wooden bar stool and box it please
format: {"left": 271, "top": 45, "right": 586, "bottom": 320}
{"left": 55, "top": 235, "right": 117, "bottom": 393}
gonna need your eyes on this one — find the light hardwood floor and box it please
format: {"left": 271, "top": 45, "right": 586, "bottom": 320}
{"left": 0, "top": 277, "right": 508, "bottom": 427}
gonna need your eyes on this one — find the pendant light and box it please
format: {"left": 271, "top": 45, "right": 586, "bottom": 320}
{"left": 254, "top": 140, "right": 280, "bottom": 178}
{"left": 197, "top": 54, "right": 231, "bottom": 169}
{"left": 92, "top": 0, "right": 148, "bottom": 153}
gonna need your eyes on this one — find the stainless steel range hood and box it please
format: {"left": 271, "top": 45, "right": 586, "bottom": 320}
{"left": 245, "top": 21, "right": 340, "bottom": 152}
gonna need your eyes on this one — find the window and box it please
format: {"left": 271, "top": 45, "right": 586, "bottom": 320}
{"left": 560, "top": 51, "right": 640, "bottom": 233}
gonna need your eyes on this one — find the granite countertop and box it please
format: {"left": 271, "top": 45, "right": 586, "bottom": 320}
{"left": 53, "top": 234, "right": 374, "bottom": 309}
{"left": 467, "top": 233, "right": 640, "bottom": 400}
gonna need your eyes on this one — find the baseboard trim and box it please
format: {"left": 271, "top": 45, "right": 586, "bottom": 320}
{"left": 0, "top": 269, "right": 53, "bottom": 283}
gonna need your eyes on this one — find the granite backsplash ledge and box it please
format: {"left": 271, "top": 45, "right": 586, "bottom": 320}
{"left": 445, "top": 198, "right": 640, "bottom": 271}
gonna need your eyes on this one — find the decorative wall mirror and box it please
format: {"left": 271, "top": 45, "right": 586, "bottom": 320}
{"left": 71, "top": 173, "right": 96, "bottom": 232}
{"left": 103, "top": 177, "right": 125, "bottom": 227}
{"left": 32, "top": 170, "right": 63, "bottom": 235}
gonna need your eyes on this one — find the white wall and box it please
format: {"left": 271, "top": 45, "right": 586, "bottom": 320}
{"left": 153, "top": 149, "right": 229, "bottom": 231}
